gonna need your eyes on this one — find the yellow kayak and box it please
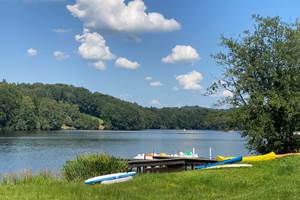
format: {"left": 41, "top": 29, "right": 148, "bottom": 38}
{"left": 216, "top": 152, "right": 276, "bottom": 162}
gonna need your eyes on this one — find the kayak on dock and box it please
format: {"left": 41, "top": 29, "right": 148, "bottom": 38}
{"left": 195, "top": 156, "right": 242, "bottom": 169}
{"left": 84, "top": 172, "right": 136, "bottom": 185}
{"left": 216, "top": 152, "right": 276, "bottom": 162}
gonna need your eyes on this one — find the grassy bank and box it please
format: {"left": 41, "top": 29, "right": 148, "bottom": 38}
{"left": 0, "top": 156, "right": 299, "bottom": 200}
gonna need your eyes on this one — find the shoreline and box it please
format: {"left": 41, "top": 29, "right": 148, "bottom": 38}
{"left": 0, "top": 128, "right": 240, "bottom": 134}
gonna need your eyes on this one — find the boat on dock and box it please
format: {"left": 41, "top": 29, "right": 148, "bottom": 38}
{"left": 133, "top": 148, "right": 199, "bottom": 160}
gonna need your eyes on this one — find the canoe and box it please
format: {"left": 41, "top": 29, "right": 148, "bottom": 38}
{"left": 101, "top": 176, "right": 133, "bottom": 185}
{"left": 195, "top": 156, "right": 242, "bottom": 169}
{"left": 216, "top": 152, "right": 276, "bottom": 162}
{"left": 84, "top": 172, "right": 136, "bottom": 185}
{"left": 204, "top": 163, "right": 252, "bottom": 169}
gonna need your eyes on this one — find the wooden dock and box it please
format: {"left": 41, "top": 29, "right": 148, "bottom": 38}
{"left": 128, "top": 157, "right": 216, "bottom": 173}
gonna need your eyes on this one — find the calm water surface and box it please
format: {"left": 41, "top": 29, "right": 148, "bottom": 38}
{"left": 0, "top": 130, "right": 248, "bottom": 173}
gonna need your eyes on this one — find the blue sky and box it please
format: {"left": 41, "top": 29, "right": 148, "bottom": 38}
{"left": 1, "top": 0, "right": 300, "bottom": 108}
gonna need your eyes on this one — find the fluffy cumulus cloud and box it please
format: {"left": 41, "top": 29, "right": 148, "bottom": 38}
{"left": 75, "top": 29, "right": 115, "bottom": 69}
{"left": 150, "top": 99, "right": 160, "bottom": 106}
{"left": 53, "top": 51, "right": 70, "bottom": 61}
{"left": 27, "top": 48, "right": 37, "bottom": 56}
{"left": 162, "top": 45, "right": 200, "bottom": 64}
{"left": 175, "top": 70, "right": 203, "bottom": 90}
{"left": 75, "top": 29, "right": 114, "bottom": 61}
{"left": 150, "top": 81, "right": 163, "bottom": 87}
{"left": 67, "top": 0, "right": 180, "bottom": 33}
{"left": 115, "top": 57, "right": 140, "bottom": 70}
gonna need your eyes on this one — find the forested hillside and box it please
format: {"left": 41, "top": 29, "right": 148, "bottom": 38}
{"left": 0, "top": 80, "right": 236, "bottom": 131}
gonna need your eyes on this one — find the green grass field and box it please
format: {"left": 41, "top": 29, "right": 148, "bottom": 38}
{"left": 0, "top": 156, "right": 299, "bottom": 200}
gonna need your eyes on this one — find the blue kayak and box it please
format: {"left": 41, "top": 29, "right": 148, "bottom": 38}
{"left": 195, "top": 156, "right": 242, "bottom": 169}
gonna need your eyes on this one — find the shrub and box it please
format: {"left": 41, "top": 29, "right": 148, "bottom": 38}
{"left": 62, "top": 154, "right": 128, "bottom": 182}
{"left": 73, "top": 113, "right": 100, "bottom": 130}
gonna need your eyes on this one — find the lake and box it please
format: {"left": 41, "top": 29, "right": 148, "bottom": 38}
{"left": 0, "top": 130, "right": 248, "bottom": 174}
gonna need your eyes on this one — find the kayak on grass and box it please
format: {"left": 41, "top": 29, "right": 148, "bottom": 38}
{"left": 195, "top": 156, "right": 242, "bottom": 169}
{"left": 216, "top": 152, "right": 276, "bottom": 162}
{"left": 84, "top": 172, "right": 136, "bottom": 185}
{"left": 101, "top": 176, "right": 133, "bottom": 184}
{"left": 276, "top": 153, "right": 300, "bottom": 158}
{"left": 204, "top": 163, "right": 253, "bottom": 169}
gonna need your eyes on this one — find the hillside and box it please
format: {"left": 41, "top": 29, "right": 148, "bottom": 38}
{"left": 0, "top": 80, "right": 236, "bottom": 131}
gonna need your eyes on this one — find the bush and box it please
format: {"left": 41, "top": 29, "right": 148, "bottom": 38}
{"left": 62, "top": 154, "right": 128, "bottom": 182}
{"left": 73, "top": 113, "right": 100, "bottom": 130}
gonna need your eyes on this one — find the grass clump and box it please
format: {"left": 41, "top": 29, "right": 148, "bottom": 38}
{"left": 62, "top": 153, "right": 128, "bottom": 182}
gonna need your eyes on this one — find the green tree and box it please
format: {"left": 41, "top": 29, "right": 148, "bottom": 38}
{"left": 37, "top": 98, "right": 65, "bottom": 130}
{"left": 210, "top": 15, "right": 300, "bottom": 153}
{"left": 0, "top": 83, "right": 22, "bottom": 129}
{"left": 12, "top": 96, "right": 38, "bottom": 131}
{"left": 74, "top": 113, "right": 100, "bottom": 130}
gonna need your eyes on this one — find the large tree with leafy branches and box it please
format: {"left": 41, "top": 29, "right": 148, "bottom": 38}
{"left": 210, "top": 15, "right": 300, "bottom": 153}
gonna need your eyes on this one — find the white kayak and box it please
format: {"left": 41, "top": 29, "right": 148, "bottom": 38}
{"left": 85, "top": 172, "right": 136, "bottom": 185}
{"left": 101, "top": 176, "right": 133, "bottom": 185}
{"left": 205, "top": 164, "right": 253, "bottom": 169}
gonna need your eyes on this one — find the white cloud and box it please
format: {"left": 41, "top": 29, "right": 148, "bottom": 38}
{"left": 52, "top": 28, "right": 71, "bottom": 34}
{"left": 150, "top": 99, "right": 160, "bottom": 106}
{"left": 115, "top": 57, "right": 140, "bottom": 70}
{"left": 145, "top": 76, "right": 152, "bottom": 81}
{"left": 75, "top": 29, "right": 114, "bottom": 61}
{"left": 162, "top": 45, "right": 200, "bottom": 64}
{"left": 175, "top": 70, "right": 203, "bottom": 90}
{"left": 222, "top": 90, "right": 234, "bottom": 98}
{"left": 75, "top": 29, "right": 114, "bottom": 68}
{"left": 67, "top": 0, "right": 180, "bottom": 33}
{"left": 27, "top": 48, "right": 37, "bottom": 56}
{"left": 53, "top": 51, "right": 70, "bottom": 61}
{"left": 150, "top": 81, "right": 163, "bottom": 87}
{"left": 93, "top": 61, "right": 106, "bottom": 70}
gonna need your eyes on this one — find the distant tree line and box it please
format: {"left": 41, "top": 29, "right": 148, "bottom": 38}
{"left": 0, "top": 80, "right": 236, "bottom": 131}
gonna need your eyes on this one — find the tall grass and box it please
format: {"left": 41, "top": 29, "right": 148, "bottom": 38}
{"left": 62, "top": 154, "right": 128, "bottom": 182}
{"left": 1, "top": 170, "right": 55, "bottom": 185}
